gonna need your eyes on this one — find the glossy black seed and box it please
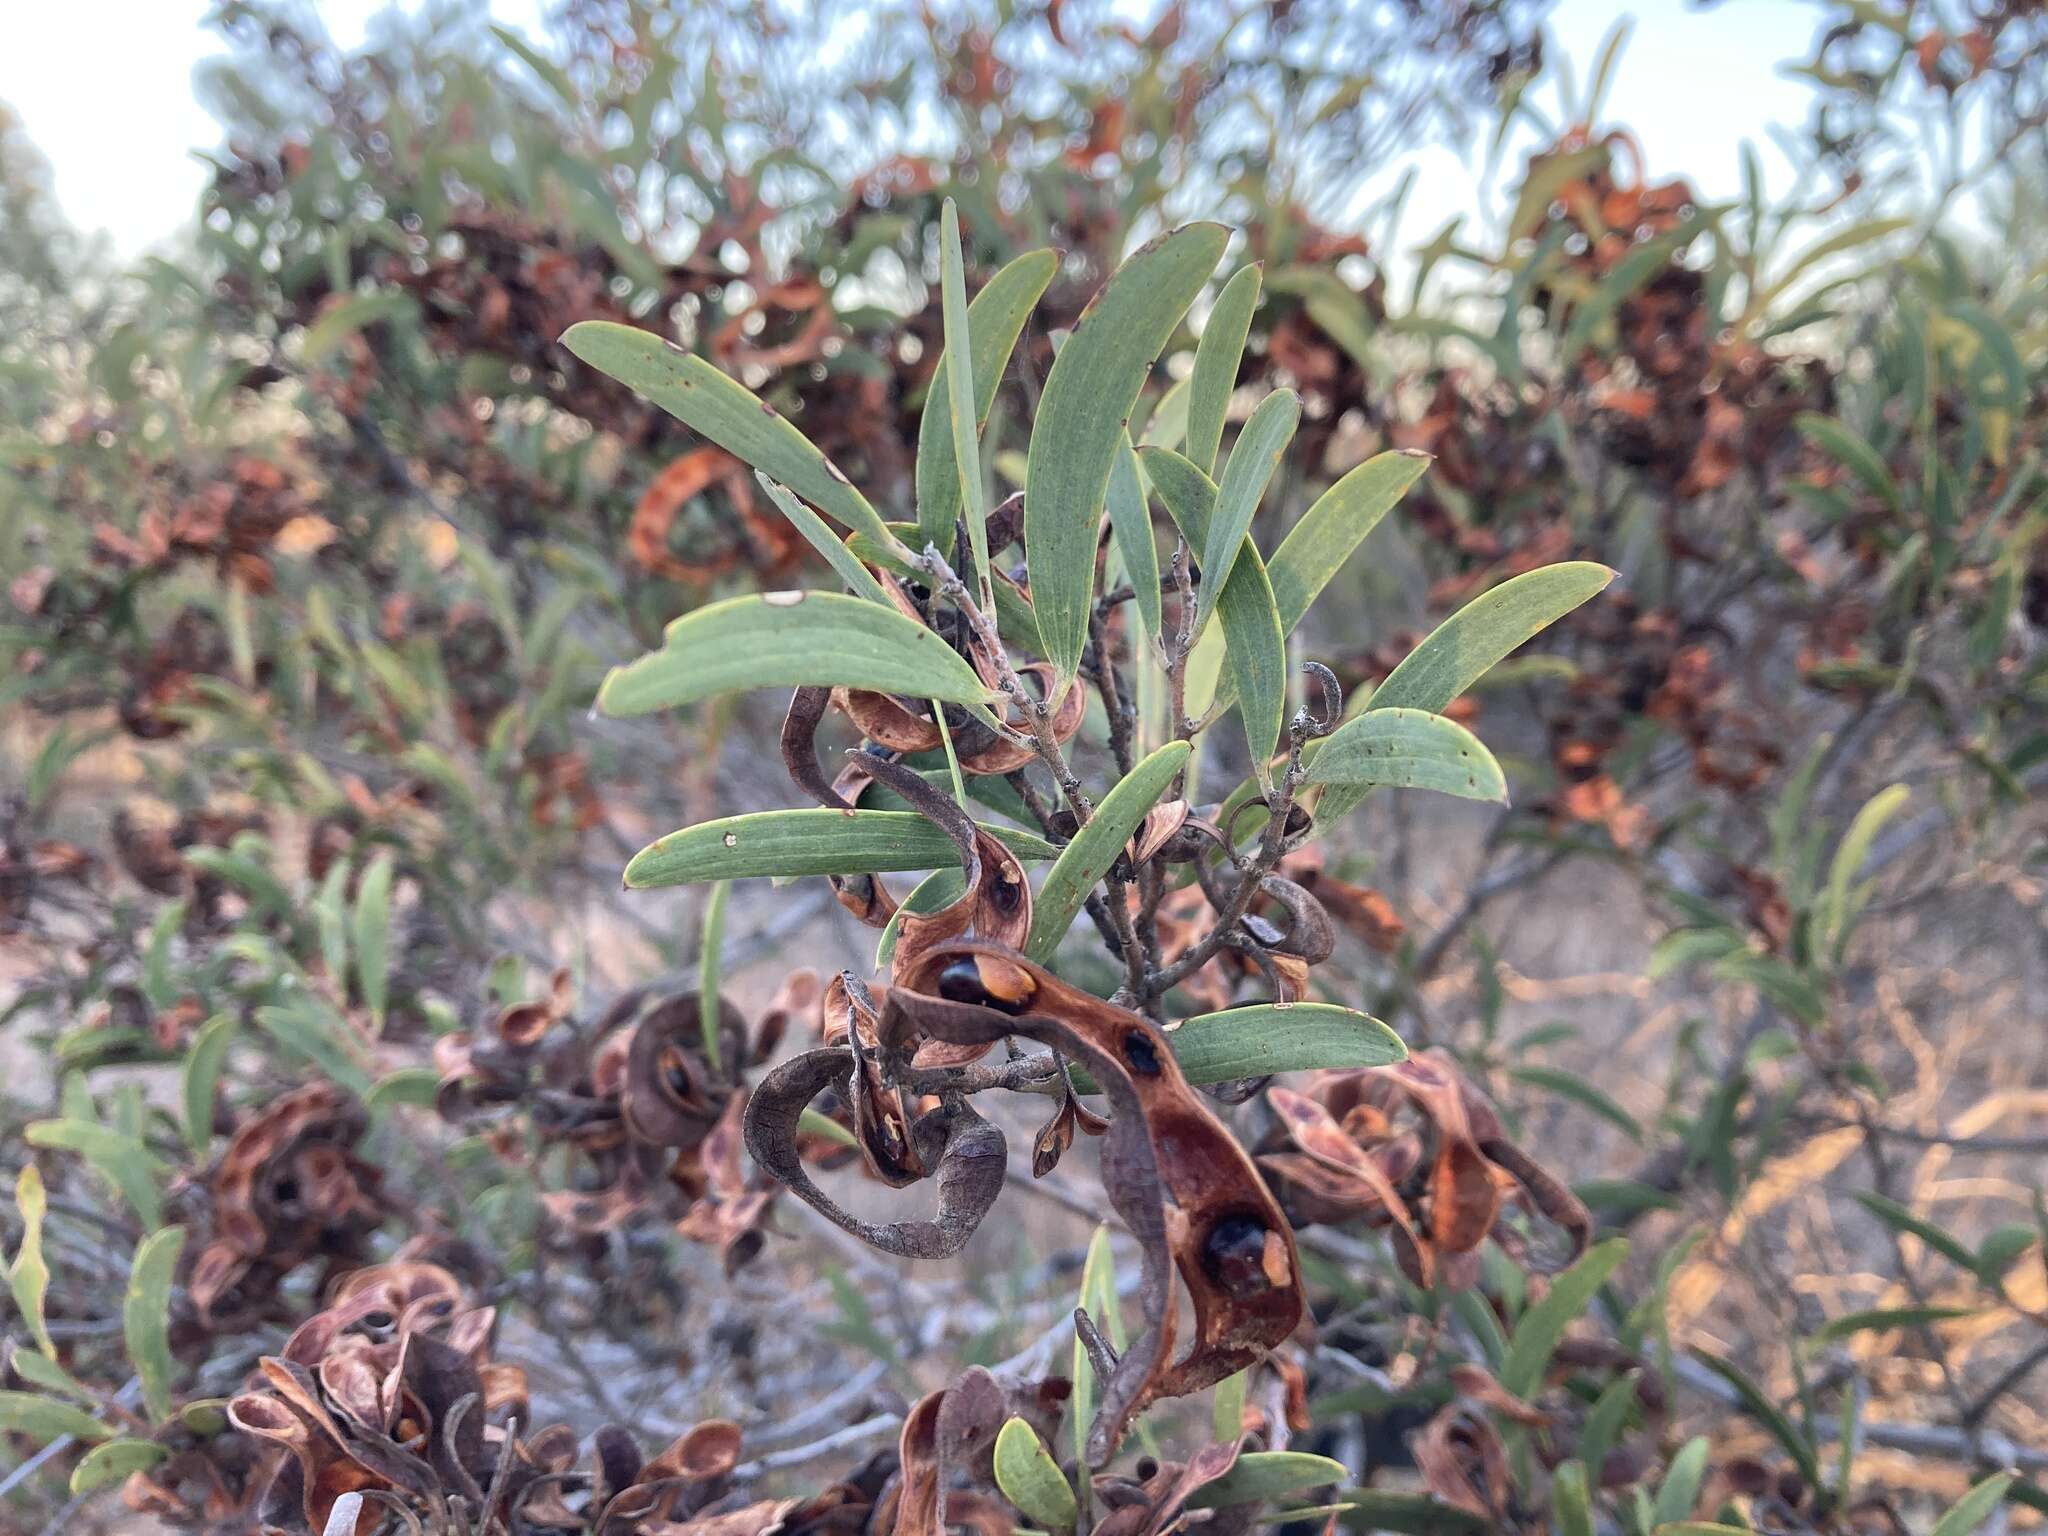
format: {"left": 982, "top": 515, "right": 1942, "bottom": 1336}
{"left": 1202, "top": 1213, "right": 1273, "bottom": 1296}
{"left": 1123, "top": 1029, "right": 1162, "bottom": 1076}
{"left": 936, "top": 957, "right": 1029, "bottom": 1014}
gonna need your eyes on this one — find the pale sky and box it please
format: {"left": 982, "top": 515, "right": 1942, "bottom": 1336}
{"left": 1, "top": 1, "right": 1822, "bottom": 264}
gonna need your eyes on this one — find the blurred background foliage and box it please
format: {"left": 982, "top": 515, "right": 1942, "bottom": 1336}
{"left": 1, "top": 1, "right": 2045, "bottom": 1532}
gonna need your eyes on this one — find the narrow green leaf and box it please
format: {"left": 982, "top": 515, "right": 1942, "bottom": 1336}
{"left": 756, "top": 475, "right": 891, "bottom": 605}
{"left": 561, "top": 320, "right": 904, "bottom": 558}
{"left": 1213, "top": 1370, "right": 1248, "bottom": 1442}
{"left": 625, "top": 810, "right": 1056, "bottom": 888}
{"left": 253, "top": 999, "right": 373, "bottom": 1099}
{"left": 1853, "top": 1191, "right": 1978, "bottom": 1273}
{"left": 1499, "top": 1238, "right": 1628, "bottom": 1398}
{"left": 877, "top": 869, "right": 967, "bottom": 969}
{"left": 1813, "top": 1305, "right": 1976, "bottom": 1343}
{"left": 0, "top": 1390, "right": 115, "bottom": 1444}
{"left": 1187, "top": 265, "right": 1262, "bottom": 476}
{"left": 1106, "top": 437, "right": 1162, "bottom": 645}
{"left": 1315, "top": 562, "right": 1613, "bottom": 824}
{"left": 314, "top": 859, "right": 351, "bottom": 984}
{"left": 1072, "top": 1223, "right": 1120, "bottom": 1469}
{"left": 1509, "top": 1065, "right": 1642, "bottom": 1141}
{"left": 1305, "top": 707, "right": 1507, "bottom": 804}
{"left": 1654, "top": 1437, "right": 1711, "bottom": 1525}
{"left": 1818, "top": 784, "right": 1908, "bottom": 956}
{"left": 598, "top": 592, "right": 998, "bottom": 716}
{"left": 1026, "top": 742, "right": 1190, "bottom": 962}
{"left": 1027, "top": 223, "right": 1229, "bottom": 680}
{"left": 491, "top": 24, "right": 578, "bottom": 107}
{"left": 1070, "top": 1004, "right": 1404, "bottom": 1093}
{"left": 699, "top": 880, "right": 730, "bottom": 1074}
{"left": 1795, "top": 413, "right": 1900, "bottom": 512}
{"left": 70, "top": 1437, "right": 169, "bottom": 1495}
{"left": 1200, "top": 388, "right": 1299, "bottom": 602}
{"left": 1185, "top": 1451, "right": 1347, "bottom": 1510}
{"left": 1577, "top": 1371, "right": 1639, "bottom": 1489}
{"left": 1975, "top": 1223, "right": 2037, "bottom": 1283}
{"left": 1336, "top": 1490, "right": 1487, "bottom": 1535}
{"left": 798, "top": 1108, "right": 858, "bottom": 1148}
{"left": 302, "top": 290, "right": 413, "bottom": 365}
{"left": 8, "top": 1164, "right": 53, "bottom": 1355}
{"left": 917, "top": 248, "right": 1057, "bottom": 550}
{"left": 180, "top": 1012, "right": 236, "bottom": 1158}
{"left": 1757, "top": 217, "right": 1913, "bottom": 313}
{"left": 1266, "top": 450, "right": 1430, "bottom": 635}
{"left": 140, "top": 900, "right": 183, "bottom": 1011}
{"left": 125, "top": 1226, "right": 185, "bottom": 1422}
{"left": 353, "top": 851, "right": 395, "bottom": 1032}
{"left": 994, "top": 1417, "right": 1078, "bottom": 1529}
{"left": 938, "top": 202, "right": 990, "bottom": 591}
{"left": 1931, "top": 1474, "right": 2015, "bottom": 1536}
{"left": 11, "top": 1349, "right": 92, "bottom": 1404}
{"left": 1553, "top": 1461, "right": 1594, "bottom": 1536}
{"left": 364, "top": 1067, "right": 442, "bottom": 1113}
{"left": 23, "top": 1122, "right": 161, "bottom": 1229}
{"left": 1143, "top": 447, "right": 1287, "bottom": 783}
{"left": 1376, "top": 562, "right": 1617, "bottom": 715}
{"left": 1689, "top": 1350, "right": 1821, "bottom": 1485}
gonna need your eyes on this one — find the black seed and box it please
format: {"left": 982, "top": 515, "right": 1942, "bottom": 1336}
{"left": 1202, "top": 1213, "right": 1273, "bottom": 1296}
{"left": 936, "top": 957, "right": 1029, "bottom": 1014}
{"left": 1123, "top": 1029, "right": 1162, "bottom": 1076}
